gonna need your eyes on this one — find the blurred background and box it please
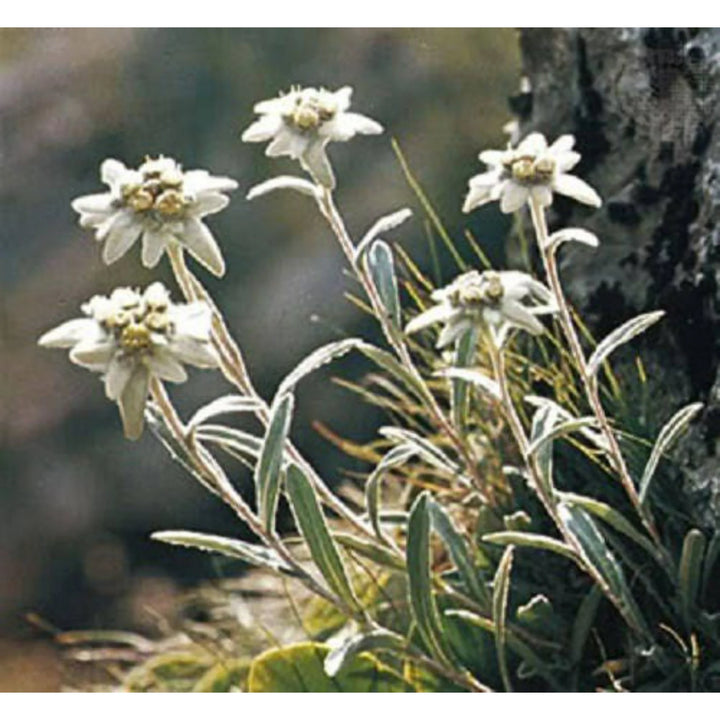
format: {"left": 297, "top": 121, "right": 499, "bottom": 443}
{"left": 0, "top": 28, "right": 520, "bottom": 689}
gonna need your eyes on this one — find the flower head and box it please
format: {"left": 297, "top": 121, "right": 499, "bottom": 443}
{"left": 463, "top": 133, "right": 601, "bottom": 214}
{"left": 72, "top": 156, "right": 238, "bottom": 277}
{"left": 241, "top": 86, "right": 383, "bottom": 188}
{"left": 39, "top": 283, "right": 219, "bottom": 439}
{"left": 405, "top": 269, "right": 557, "bottom": 348}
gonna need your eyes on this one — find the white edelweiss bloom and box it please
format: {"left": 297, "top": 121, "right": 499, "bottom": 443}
{"left": 71, "top": 156, "right": 238, "bottom": 277}
{"left": 39, "top": 282, "right": 219, "bottom": 440}
{"left": 241, "top": 85, "right": 383, "bottom": 189}
{"left": 405, "top": 269, "right": 557, "bottom": 348}
{"left": 463, "top": 132, "right": 602, "bottom": 215}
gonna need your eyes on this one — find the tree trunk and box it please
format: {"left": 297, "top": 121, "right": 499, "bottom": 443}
{"left": 518, "top": 28, "right": 720, "bottom": 526}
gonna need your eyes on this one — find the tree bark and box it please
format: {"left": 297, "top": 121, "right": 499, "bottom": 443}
{"left": 518, "top": 28, "right": 720, "bottom": 526}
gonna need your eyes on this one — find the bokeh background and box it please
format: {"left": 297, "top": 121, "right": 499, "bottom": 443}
{"left": 0, "top": 28, "right": 520, "bottom": 689}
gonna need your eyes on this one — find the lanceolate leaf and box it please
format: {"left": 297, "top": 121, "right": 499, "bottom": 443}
{"left": 569, "top": 586, "right": 603, "bottom": 672}
{"left": 255, "top": 393, "right": 294, "bottom": 532}
{"left": 439, "top": 367, "right": 500, "bottom": 401}
{"left": 186, "top": 395, "right": 263, "bottom": 433}
{"left": 357, "top": 344, "right": 427, "bottom": 401}
{"left": 526, "top": 416, "right": 598, "bottom": 457}
{"left": 333, "top": 533, "right": 405, "bottom": 571}
{"left": 355, "top": 207, "right": 413, "bottom": 260}
{"left": 450, "top": 326, "right": 479, "bottom": 429}
{"left": 276, "top": 338, "right": 364, "bottom": 399}
{"left": 195, "top": 424, "right": 263, "bottom": 463}
{"left": 285, "top": 465, "right": 361, "bottom": 613}
{"left": 380, "top": 426, "right": 462, "bottom": 478}
{"left": 529, "top": 402, "right": 560, "bottom": 500}
{"left": 406, "top": 492, "right": 453, "bottom": 665}
{"left": 679, "top": 528, "right": 706, "bottom": 627}
{"left": 559, "top": 503, "right": 648, "bottom": 637}
{"left": 639, "top": 402, "right": 704, "bottom": 504}
{"left": 492, "top": 545, "right": 515, "bottom": 692}
{"left": 365, "top": 240, "right": 401, "bottom": 327}
{"left": 587, "top": 311, "right": 665, "bottom": 377}
{"left": 246, "top": 175, "right": 320, "bottom": 201}
{"left": 428, "top": 498, "right": 490, "bottom": 606}
{"left": 557, "top": 491, "right": 659, "bottom": 561}
{"left": 151, "top": 531, "right": 299, "bottom": 576}
{"left": 482, "top": 531, "right": 578, "bottom": 562}
{"left": 324, "top": 630, "right": 406, "bottom": 677}
{"left": 365, "top": 444, "right": 415, "bottom": 542}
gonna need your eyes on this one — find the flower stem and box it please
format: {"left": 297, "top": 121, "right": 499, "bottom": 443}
{"left": 165, "top": 244, "right": 376, "bottom": 540}
{"left": 316, "top": 188, "right": 489, "bottom": 502}
{"left": 528, "top": 198, "right": 661, "bottom": 545}
{"left": 148, "top": 376, "right": 360, "bottom": 616}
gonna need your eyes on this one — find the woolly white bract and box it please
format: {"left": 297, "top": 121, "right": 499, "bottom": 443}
{"left": 72, "top": 156, "right": 238, "bottom": 277}
{"left": 463, "top": 132, "right": 601, "bottom": 214}
{"left": 406, "top": 269, "right": 557, "bottom": 347}
{"left": 39, "top": 283, "right": 218, "bottom": 439}
{"left": 241, "top": 86, "right": 383, "bottom": 189}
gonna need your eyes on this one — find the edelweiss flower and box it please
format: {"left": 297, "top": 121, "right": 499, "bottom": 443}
{"left": 39, "top": 283, "right": 219, "bottom": 439}
{"left": 463, "top": 133, "right": 601, "bottom": 214}
{"left": 241, "top": 86, "right": 383, "bottom": 188}
{"left": 405, "top": 269, "right": 557, "bottom": 347}
{"left": 72, "top": 156, "right": 238, "bottom": 277}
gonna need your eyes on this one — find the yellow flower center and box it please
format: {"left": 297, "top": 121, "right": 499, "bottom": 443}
{"left": 121, "top": 158, "right": 189, "bottom": 216}
{"left": 287, "top": 92, "right": 337, "bottom": 131}
{"left": 510, "top": 155, "right": 556, "bottom": 185}
{"left": 120, "top": 322, "right": 153, "bottom": 352}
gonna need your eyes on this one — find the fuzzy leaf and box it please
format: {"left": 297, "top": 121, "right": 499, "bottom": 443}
{"left": 406, "top": 492, "right": 453, "bottom": 664}
{"left": 492, "top": 545, "right": 514, "bottom": 692}
{"left": 380, "top": 426, "right": 463, "bottom": 479}
{"left": 357, "top": 343, "right": 427, "bottom": 401}
{"left": 255, "top": 393, "right": 294, "bottom": 532}
{"left": 246, "top": 175, "right": 320, "bottom": 201}
{"left": 679, "top": 528, "right": 706, "bottom": 627}
{"left": 587, "top": 311, "right": 665, "bottom": 377}
{"left": 187, "top": 394, "right": 262, "bottom": 433}
{"left": 333, "top": 533, "right": 405, "bottom": 571}
{"left": 365, "top": 240, "right": 401, "bottom": 327}
{"left": 558, "top": 491, "right": 658, "bottom": 561}
{"left": 285, "top": 465, "right": 361, "bottom": 613}
{"left": 355, "top": 207, "right": 413, "bottom": 260}
{"left": 450, "top": 327, "right": 479, "bottom": 429}
{"left": 437, "top": 367, "right": 500, "bottom": 401}
{"left": 276, "top": 338, "right": 364, "bottom": 399}
{"left": 546, "top": 227, "right": 599, "bottom": 253}
{"left": 428, "top": 498, "right": 490, "bottom": 606}
{"left": 482, "top": 531, "right": 578, "bottom": 562}
{"left": 195, "top": 424, "right": 263, "bottom": 463}
{"left": 559, "top": 503, "right": 648, "bottom": 636}
{"left": 639, "top": 402, "right": 703, "bottom": 504}
{"left": 151, "top": 530, "right": 299, "bottom": 576}
{"left": 526, "top": 416, "right": 598, "bottom": 457}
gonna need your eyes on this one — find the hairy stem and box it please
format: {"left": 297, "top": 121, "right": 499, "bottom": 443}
{"left": 316, "top": 188, "right": 488, "bottom": 501}
{"left": 166, "top": 245, "right": 375, "bottom": 540}
{"left": 528, "top": 199, "right": 660, "bottom": 545}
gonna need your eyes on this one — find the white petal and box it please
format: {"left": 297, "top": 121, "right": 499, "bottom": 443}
{"left": 78, "top": 212, "right": 112, "bottom": 230}
{"left": 517, "top": 132, "right": 547, "bottom": 155}
{"left": 180, "top": 218, "right": 226, "bottom": 277}
{"left": 254, "top": 94, "right": 294, "bottom": 114}
{"left": 188, "top": 193, "right": 229, "bottom": 217}
{"left": 499, "top": 299, "right": 545, "bottom": 335}
{"left": 183, "top": 170, "right": 238, "bottom": 195}
{"left": 168, "top": 336, "right": 219, "bottom": 368}
{"left": 38, "top": 318, "right": 100, "bottom": 348}
{"left": 500, "top": 182, "right": 529, "bottom": 213}
{"left": 323, "top": 112, "right": 382, "bottom": 141}
{"left": 118, "top": 366, "right": 150, "bottom": 440}
{"left": 96, "top": 209, "right": 133, "bottom": 242}
{"left": 554, "top": 150, "right": 581, "bottom": 172}
{"left": 102, "top": 217, "right": 143, "bottom": 264}
{"left": 101, "top": 159, "right": 128, "bottom": 185}
{"left": 69, "top": 340, "right": 115, "bottom": 370}
{"left": 147, "top": 352, "right": 188, "bottom": 383}
{"left": 141, "top": 228, "right": 174, "bottom": 268}
{"left": 549, "top": 135, "right": 575, "bottom": 154}
{"left": 241, "top": 114, "right": 283, "bottom": 142}
{"left": 405, "top": 303, "right": 456, "bottom": 334}
{"left": 463, "top": 171, "right": 502, "bottom": 213}
{"left": 170, "top": 302, "right": 212, "bottom": 340}
{"left": 437, "top": 318, "right": 472, "bottom": 349}
{"left": 71, "top": 192, "right": 114, "bottom": 215}
{"left": 266, "top": 127, "right": 308, "bottom": 159}
{"left": 104, "top": 355, "right": 135, "bottom": 401}
{"left": 478, "top": 149, "right": 505, "bottom": 167}
{"left": 552, "top": 173, "right": 602, "bottom": 208}
{"left": 333, "top": 86, "right": 353, "bottom": 112}
{"left": 300, "top": 141, "right": 335, "bottom": 189}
